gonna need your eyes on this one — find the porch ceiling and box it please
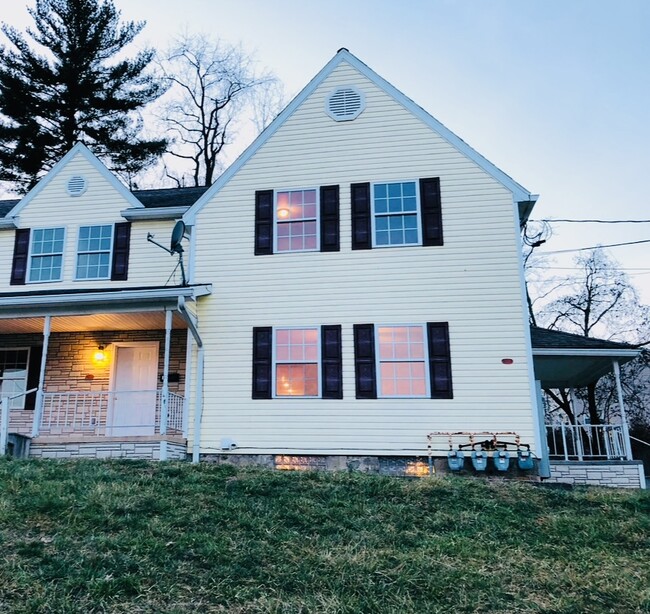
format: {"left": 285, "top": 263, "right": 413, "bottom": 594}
{"left": 0, "top": 311, "right": 188, "bottom": 334}
{"left": 533, "top": 351, "right": 638, "bottom": 388}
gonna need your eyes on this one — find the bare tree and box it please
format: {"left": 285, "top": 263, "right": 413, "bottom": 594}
{"left": 156, "top": 34, "right": 279, "bottom": 187}
{"left": 533, "top": 248, "right": 650, "bottom": 426}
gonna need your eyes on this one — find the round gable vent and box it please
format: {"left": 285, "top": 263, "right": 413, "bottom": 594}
{"left": 326, "top": 87, "right": 365, "bottom": 121}
{"left": 67, "top": 175, "right": 87, "bottom": 196}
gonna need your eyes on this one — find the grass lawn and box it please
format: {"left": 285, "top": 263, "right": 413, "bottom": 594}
{"left": 0, "top": 459, "right": 648, "bottom": 613}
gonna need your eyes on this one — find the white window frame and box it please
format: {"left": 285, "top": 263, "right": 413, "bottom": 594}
{"left": 272, "top": 326, "right": 322, "bottom": 398}
{"left": 27, "top": 226, "right": 66, "bottom": 283}
{"left": 375, "top": 323, "right": 430, "bottom": 398}
{"left": 0, "top": 347, "right": 31, "bottom": 410}
{"left": 273, "top": 187, "right": 320, "bottom": 253}
{"left": 370, "top": 180, "right": 422, "bottom": 248}
{"left": 75, "top": 224, "right": 114, "bottom": 281}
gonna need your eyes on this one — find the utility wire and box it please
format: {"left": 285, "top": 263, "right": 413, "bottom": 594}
{"left": 540, "top": 238, "right": 650, "bottom": 255}
{"left": 531, "top": 218, "right": 650, "bottom": 224}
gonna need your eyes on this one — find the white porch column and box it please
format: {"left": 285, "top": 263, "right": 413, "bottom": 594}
{"left": 569, "top": 387, "right": 584, "bottom": 461}
{"left": 182, "top": 333, "right": 194, "bottom": 439}
{"left": 31, "top": 315, "right": 51, "bottom": 438}
{"left": 613, "top": 360, "right": 633, "bottom": 460}
{"left": 535, "top": 380, "right": 551, "bottom": 478}
{"left": 160, "top": 310, "right": 172, "bottom": 461}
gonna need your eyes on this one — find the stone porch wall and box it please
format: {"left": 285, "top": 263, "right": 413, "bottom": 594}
{"left": 547, "top": 461, "right": 646, "bottom": 489}
{"left": 4, "top": 329, "right": 188, "bottom": 436}
{"left": 29, "top": 439, "right": 188, "bottom": 461}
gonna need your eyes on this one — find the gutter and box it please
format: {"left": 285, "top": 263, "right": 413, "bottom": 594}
{"left": 121, "top": 206, "right": 190, "bottom": 221}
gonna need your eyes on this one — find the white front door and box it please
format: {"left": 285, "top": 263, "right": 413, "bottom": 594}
{"left": 109, "top": 343, "right": 159, "bottom": 436}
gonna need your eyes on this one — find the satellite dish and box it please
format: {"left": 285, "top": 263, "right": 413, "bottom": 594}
{"left": 170, "top": 220, "right": 185, "bottom": 254}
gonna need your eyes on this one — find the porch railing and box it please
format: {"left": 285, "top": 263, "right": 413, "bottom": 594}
{"left": 39, "top": 390, "right": 185, "bottom": 437}
{"left": 545, "top": 424, "right": 628, "bottom": 461}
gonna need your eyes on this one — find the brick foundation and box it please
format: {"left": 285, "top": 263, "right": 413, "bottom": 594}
{"left": 201, "top": 453, "right": 540, "bottom": 479}
{"left": 547, "top": 461, "right": 646, "bottom": 489}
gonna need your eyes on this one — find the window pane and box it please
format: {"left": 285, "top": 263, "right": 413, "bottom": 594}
{"left": 276, "top": 364, "right": 319, "bottom": 396}
{"left": 76, "top": 225, "right": 112, "bottom": 279}
{"left": 275, "top": 189, "right": 318, "bottom": 252}
{"left": 378, "top": 326, "right": 427, "bottom": 397}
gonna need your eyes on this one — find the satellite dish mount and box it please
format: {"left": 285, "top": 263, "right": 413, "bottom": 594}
{"left": 147, "top": 220, "right": 188, "bottom": 286}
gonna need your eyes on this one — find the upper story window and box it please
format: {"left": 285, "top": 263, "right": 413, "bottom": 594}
{"left": 351, "top": 178, "right": 442, "bottom": 250}
{"left": 275, "top": 189, "right": 319, "bottom": 252}
{"left": 377, "top": 325, "right": 428, "bottom": 397}
{"left": 0, "top": 348, "right": 29, "bottom": 409}
{"left": 372, "top": 181, "right": 420, "bottom": 247}
{"left": 10, "top": 222, "right": 131, "bottom": 286}
{"left": 254, "top": 186, "right": 339, "bottom": 255}
{"left": 76, "top": 224, "right": 113, "bottom": 280}
{"left": 29, "top": 227, "right": 65, "bottom": 282}
{"left": 274, "top": 327, "right": 320, "bottom": 397}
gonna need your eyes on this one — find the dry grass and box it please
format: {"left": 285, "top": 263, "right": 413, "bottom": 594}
{"left": 0, "top": 458, "right": 648, "bottom": 613}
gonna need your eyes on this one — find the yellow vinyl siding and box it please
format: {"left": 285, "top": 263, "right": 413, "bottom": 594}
{"left": 189, "top": 60, "right": 536, "bottom": 456}
{"left": 0, "top": 152, "right": 181, "bottom": 290}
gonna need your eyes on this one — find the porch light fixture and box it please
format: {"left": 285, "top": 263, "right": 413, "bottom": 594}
{"left": 92, "top": 345, "right": 108, "bottom": 366}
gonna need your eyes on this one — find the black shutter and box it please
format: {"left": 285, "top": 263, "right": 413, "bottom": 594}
{"left": 10, "top": 228, "right": 30, "bottom": 285}
{"left": 353, "top": 324, "right": 377, "bottom": 399}
{"left": 111, "top": 222, "right": 131, "bottom": 281}
{"left": 320, "top": 185, "right": 340, "bottom": 252}
{"left": 252, "top": 327, "right": 273, "bottom": 399}
{"left": 427, "top": 322, "right": 453, "bottom": 399}
{"left": 351, "top": 182, "right": 372, "bottom": 250}
{"left": 420, "top": 177, "right": 443, "bottom": 246}
{"left": 254, "top": 190, "right": 274, "bottom": 255}
{"left": 24, "top": 346, "right": 43, "bottom": 411}
{"left": 321, "top": 325, "right": 343, "bottom": 399}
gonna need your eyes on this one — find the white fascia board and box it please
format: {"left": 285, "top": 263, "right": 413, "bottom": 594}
{"left": 184, "top": 51, "right": 347, "bottom": 225}
{"left": 533, "top": 348, "right": 640, "bottom": 358}
{"left": 0, "top": 218, "right": 18, "bottom": 229}
{"left": 7, "top": 142, "right": 144, "bottom": 219}
{"left": 339, "top": 52, "right": 535, "bottom": 203}
{"left": 184, "top": 50, "right": 536, "bottom": 225}
{"left": 0, "top": 285, "right": 212, "bottom": 315}
{"left": 121, "top": 206, "right": 189, "bottom": 221}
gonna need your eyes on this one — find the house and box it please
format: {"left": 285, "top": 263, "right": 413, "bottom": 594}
{"left": 0, "top": 50, "right": 644, "bottom": 488}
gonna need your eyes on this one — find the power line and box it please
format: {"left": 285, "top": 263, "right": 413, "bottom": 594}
{"left": 539, "top": 239, "right": 650, "bottom": 255}
{"left": 531, "top": 218, "right": 650, "bottom": 224}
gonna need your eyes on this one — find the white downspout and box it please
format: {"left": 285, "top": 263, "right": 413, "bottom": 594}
{"left": 32, "top": 315, "right": 51, "bottom": 438}
{"left": 192, "top": 346, "right": 205, "bottom": 464}
{"left": 177, "top": 296, "right": 204, "bottom": 464}
{"left": 159, "top": 309, "right": 172, "bottom": 461}
{"left": 613, "top": 360, "right": 633, "bottom": 460}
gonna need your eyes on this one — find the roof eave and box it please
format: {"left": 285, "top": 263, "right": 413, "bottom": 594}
{"left": 121, "top": 206, "right": 189, "bottom": 221}
{"left": 184, "top": 49, "right": 536, "bottom": 224}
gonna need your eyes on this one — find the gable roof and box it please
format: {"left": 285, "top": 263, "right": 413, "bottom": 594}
{"left": 3, "top": 142, "right": 145, "bottom": 220}
{"left": 184, "top": 48, "right": 537, "bottom": 225}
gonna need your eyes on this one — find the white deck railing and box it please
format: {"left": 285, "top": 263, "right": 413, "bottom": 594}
{"left": 39, "top": 390, "right": 185, "bottom": 437}
{"left": 545, "top": 424, "right": 628, "bottom": 461}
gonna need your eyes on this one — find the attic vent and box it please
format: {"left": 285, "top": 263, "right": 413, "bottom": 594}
{"left": 67, "top": 175, "right": 87, "bottom": 197}
{"left": 326, "top": 87, "right": 365, "bottom": 121}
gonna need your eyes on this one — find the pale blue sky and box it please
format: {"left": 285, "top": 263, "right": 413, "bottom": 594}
{"left": 3, "top": 0, "right": 650, "bottom": 300}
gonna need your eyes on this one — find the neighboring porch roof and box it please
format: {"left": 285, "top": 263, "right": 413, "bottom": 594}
{"left": 530, "top": 327, "right": 640, "bottom": 388}
{"left": 0, "top": 285, "right": 211, "bottom": 334}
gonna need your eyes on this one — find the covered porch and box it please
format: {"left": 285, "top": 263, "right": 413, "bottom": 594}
{"left": 531, "top": 327, "right": 645, "bottom": 488}
{"left": 0, "top": 285, "right": 209, "bottom": 460}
